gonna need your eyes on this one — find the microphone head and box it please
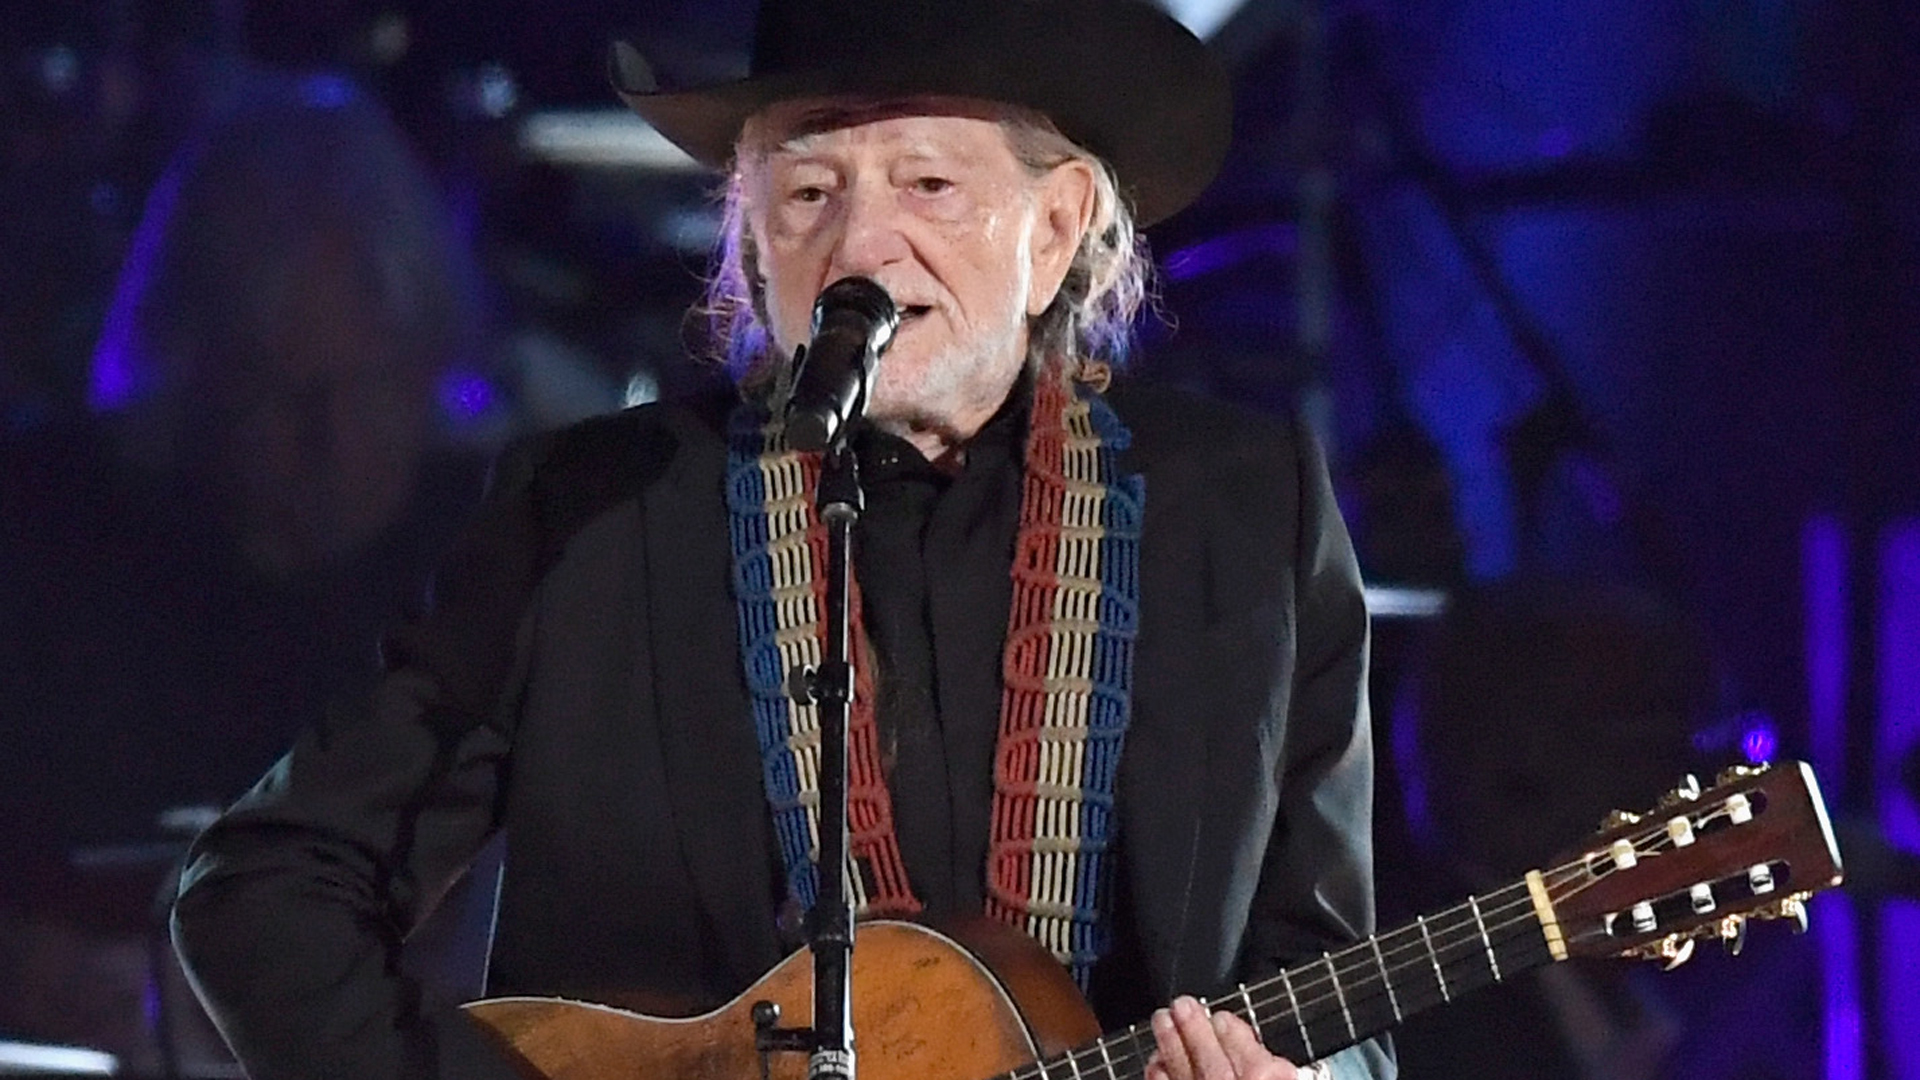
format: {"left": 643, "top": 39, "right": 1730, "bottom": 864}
{"left": 811, "top": 277, "right": 900, "bottom": 345}
{"left": 785, "top": 277, "right": 900, "bottom": 452}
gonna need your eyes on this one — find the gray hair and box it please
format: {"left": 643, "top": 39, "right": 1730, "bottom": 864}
{"left": 700, "top": 106, "right": 1152, "bottom": 386}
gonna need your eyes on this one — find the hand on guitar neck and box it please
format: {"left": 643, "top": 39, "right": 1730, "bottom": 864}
{"left": 464, "top": 761, "right": 1843, "bottom": 1080}
{"left": 1148, "top": 994, "right": 1321, "bottom": 1080}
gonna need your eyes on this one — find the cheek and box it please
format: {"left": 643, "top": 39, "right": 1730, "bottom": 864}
{"left": 753, "top": 227, "right": 819, "bottom": 354}
{"left": 760, "top": 274, "right": 812, "bottom": 354}
{"left": 966, "top": 208, "right": 1035, "bottom": 322}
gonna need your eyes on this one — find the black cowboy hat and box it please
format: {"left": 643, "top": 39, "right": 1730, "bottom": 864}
{"left": 609, "top": 0, "right": 1231, "bottom": 226}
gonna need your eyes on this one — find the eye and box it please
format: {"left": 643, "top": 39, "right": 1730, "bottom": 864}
{"left": 789, "top": 185, "right": 829, "bottom": 204}
{"left": 910, "top": 176, "right": 954, "bottom": 195}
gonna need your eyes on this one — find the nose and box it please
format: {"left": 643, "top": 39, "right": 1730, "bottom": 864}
{"left": 825, "top": 176, "right": 911, "bottom": 282}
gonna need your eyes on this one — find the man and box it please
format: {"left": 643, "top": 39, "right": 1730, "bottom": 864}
{"left": 171, "top": 3, "right": 1390, "bottom": 1079}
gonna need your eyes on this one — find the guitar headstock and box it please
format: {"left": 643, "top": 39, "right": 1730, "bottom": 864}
{"left": 1542, "top": 760, "right": 1844, "bottom": 967}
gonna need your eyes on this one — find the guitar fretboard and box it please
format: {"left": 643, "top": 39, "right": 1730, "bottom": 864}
{"left": 998, "top": 877, "right": 1557, "bottom": 1080}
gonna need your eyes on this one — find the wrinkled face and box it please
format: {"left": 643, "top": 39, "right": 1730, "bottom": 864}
{"left": 744, "top": 103, "right": 1090, "bottom": 448}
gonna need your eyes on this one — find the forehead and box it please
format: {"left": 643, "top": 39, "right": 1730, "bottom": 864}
{"left": 745, "top": 96, "right": 1021, "bottom": 162}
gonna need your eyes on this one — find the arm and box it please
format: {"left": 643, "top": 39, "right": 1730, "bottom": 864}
{"left": 1150, "top": 423, "right": 1390, "bottom": 1080}
{"left": 172, "top": 435, "right": 556, "bottom": 1080}
{"left": 1236, "top": 427, "right": 1391, "bottom": 1080}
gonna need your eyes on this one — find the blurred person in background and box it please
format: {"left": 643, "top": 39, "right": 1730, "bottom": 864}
{"left": 0, "top": 59, "right": 493, "bottom": 1070}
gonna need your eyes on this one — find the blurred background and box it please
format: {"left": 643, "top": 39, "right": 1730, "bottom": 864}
{"left": 0, "top": 0, "right": 1914, "bottom": 1076}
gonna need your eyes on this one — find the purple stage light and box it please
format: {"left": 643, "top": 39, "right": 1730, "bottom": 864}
{"left": 1819, "top": 894, "right": 1864, "bottom": 1080}
{"left": 1887, "top": 901, "right": 1920, "bottom": 1080}
{"left": 91, "top": 141, "right": 201, "bottom": 412}
{"left": 299, "top": 73, "right": 356, "bottom": 109}
{"left": 1162, "top": 223, "right": 1298, "bottom": 282}
{"left": 1804, "top": 516, "right": 1861, "bottom": 1080}
{"left": 1389, "top": 678, "right": 1436, "bottom": 849}
{"left": 1536, "top": 126, "right": 1576, "bottom": 159}
{"left": 1741, "top": 718, "right": 1778, "bottom": 764}
{"left": 1882, "top": 520, "right": 1920, "bottom": 1080}
{"left": 1879, "top": 520, "right": 1920, "bottom": 855}
{"left": 438, "top": 370, "right": 495, "bottom": 423}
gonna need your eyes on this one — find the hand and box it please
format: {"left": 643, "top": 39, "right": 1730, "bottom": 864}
{"left": 1146, "top": 995, "right": 1316, "bottom": 1080}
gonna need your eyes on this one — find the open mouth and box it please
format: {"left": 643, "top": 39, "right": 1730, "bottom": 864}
{"left": 899, "top": 305, "right": 932, "bottom": 323}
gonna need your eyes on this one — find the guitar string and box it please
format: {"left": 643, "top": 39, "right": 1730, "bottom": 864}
{"left": 1115, "top": 798, "right": 1761, "bottom": 1078}
{"left": 1009, "top": 801, "right": 1763, "bottom": 1080}
{"left": 1021, "top": 890, "right": 1548, "bottom": 1080}
{"left": 1016, "top": 878, "right": 1602, "bottom": 1080}
{"left": 1006, "top": 878, "right": 1560, "bottom": 1078}
{"left": 1031, "top": 910, "right": 1559, "bottom": 1080}
{"left": 1218, "top": 799, "right": 1756, "bottom": 1028}
{"left": 1003, "top": 888, "right": 1552, "bottom": 1080}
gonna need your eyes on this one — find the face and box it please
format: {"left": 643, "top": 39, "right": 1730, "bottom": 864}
{"left": 210, "top": 251, "right": 429, "bottom": 577}
{"left": 744, "top": 103, "right": 1093, "bottom": 448}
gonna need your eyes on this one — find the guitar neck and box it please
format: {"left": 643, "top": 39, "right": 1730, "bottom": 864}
{"left": 1009, "top": 876, "right": 1558, "bottom": 1080}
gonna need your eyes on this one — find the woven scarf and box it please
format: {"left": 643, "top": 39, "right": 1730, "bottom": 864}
{"left": 725, "top": 365, "right": 1144, "bottom": 984}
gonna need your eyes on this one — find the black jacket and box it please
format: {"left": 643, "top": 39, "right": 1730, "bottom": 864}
{"left": 171, "top": 381, "right": 1389, "bottom": 1080}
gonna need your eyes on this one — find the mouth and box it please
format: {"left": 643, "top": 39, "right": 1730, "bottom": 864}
{"left": 899, "top": 305, "right": 932, "bottom": 324}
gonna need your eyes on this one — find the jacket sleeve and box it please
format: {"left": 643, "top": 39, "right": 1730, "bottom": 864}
{"left": 171, "top": 434, "right": 556, "bottom": 1080}
{"left": 1240, "top": 427, "right": 1395, "bottom": 1080}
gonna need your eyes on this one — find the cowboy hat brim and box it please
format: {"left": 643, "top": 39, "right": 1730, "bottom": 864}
{"left": 610, "top": 0, "right": 1231, "bottom": 226}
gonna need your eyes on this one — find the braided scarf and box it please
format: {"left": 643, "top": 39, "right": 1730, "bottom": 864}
{"left": 725, "top": 365, "right": 1144, "bottom": 984}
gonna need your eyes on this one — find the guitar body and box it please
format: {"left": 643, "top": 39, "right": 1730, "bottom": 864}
{"left": 464, "top": 919, "right": 1103, "bottom": 1080}
{"left": 466, "top": 765, "right": 1843, "bottom": 1080}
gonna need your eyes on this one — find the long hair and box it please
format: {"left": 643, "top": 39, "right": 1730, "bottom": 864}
{"left": 699, "top": 107, "right": 1153, "bottom": 388}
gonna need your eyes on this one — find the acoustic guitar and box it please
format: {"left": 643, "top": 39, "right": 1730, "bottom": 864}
{"left": 465, "top": 760, "right": 1844, "bottom": 1080}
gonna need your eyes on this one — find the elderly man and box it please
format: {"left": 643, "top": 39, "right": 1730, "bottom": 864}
{"left": 171, "top": 2, "right": 1389, "bottom": 1080}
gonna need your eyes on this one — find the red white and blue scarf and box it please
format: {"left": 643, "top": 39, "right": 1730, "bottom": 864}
{"left": 725, "top": 363, "right": 1144, "bottom": 984}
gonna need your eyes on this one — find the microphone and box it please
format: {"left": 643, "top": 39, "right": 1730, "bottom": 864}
{"left": 783, "top": 277, "right": 899, "bottom": 452}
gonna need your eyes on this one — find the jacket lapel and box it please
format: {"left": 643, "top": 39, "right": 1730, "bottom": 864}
{"left": 640, "top": 407, "right": 786, "bottom": 989}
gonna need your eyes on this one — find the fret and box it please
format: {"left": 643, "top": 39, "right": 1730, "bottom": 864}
{"left": 980, "top": 879, "right": 1579, "bottom": 1080}
{"left": 1468, "top": 895, "right": 1503, "bottom": 982}
{"left": 1325, "top": 953, "right": 1357, "bottom": 1042}
{"left": 1369, "top": 935, "right": 1402, "bottom": 1022}
{"left": 1237, "top": 982, "right": 1263, "bottom": 1044}
{"left": 1416, "top": 914, "right": 1451, "bottom": 1002}
{"left": 1279, "top": 965, "right": 1314, "bottom": 1060}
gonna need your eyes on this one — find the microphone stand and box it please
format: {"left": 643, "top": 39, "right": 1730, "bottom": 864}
{"left": 756, "top": 277, "right": 895, "bottom": 1080}
{"left": 754, "top": 401, "right": 864, "bottom": 1080}
{"left": 805, "top": 437, "right": 862, "bottom": 1080}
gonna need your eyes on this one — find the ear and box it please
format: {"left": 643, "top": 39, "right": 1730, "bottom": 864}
{"left": 1025, "top": 160, "right": 1098, "bottom": 317}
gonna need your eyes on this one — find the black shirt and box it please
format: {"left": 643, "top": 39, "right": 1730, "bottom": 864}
{"left": 848, "top": 396, "right": 1024, "bottom": 919}
{"left": 848, "top": 394, "right": 1155, "bottom": 1027}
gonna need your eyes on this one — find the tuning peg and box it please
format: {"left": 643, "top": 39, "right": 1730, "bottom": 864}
{"left": 1715, "top": 762, "right": 1768, "bottom": 787}
{"left": 1657, "top": 774, "right": 1703, "bottom": 810}
{"left": 1625, "top": 934, "right": 1696, "bottom": 969}
{"left": 1602, "top": 808, "right": 1643, "bottom": 831}
{"left": 1780, "top": 894, "right": 1810, "bottom": 934}
{"left": 1752, "top": 892, "right": 1813, "bottom": 933}
{"left": 1665, "top": 936, "right": 1697, "bottom": 970}
{"left": 1719, "top": 914, "right": 1748, "bottom": 956}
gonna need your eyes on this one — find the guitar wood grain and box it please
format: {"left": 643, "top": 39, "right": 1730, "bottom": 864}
{"left": 465, "top": 920, "right": 1101, "bottom": 1080}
